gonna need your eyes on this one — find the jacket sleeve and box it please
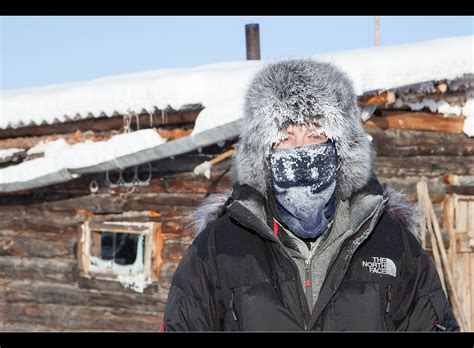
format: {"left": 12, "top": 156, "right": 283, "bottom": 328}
{"left": 394, "top": 237, "right": 460, "bottom": 331}
{"left": 163, "top": 232, "right": 222, "bottom": 331}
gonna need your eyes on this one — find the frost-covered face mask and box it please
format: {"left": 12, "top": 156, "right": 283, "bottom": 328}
{"left": 269, "top": 140, "right": 338, "bottom": 239}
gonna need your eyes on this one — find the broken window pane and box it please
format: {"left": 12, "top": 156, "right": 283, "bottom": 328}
{"left": 99, "top": 232, "right": 144, "bottom": 265}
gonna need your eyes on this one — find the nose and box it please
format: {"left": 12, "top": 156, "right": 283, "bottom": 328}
{"left": 293, "top": 133, "right": 307, "bottom": 147}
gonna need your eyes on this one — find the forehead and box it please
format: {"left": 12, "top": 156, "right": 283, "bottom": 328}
{"left": 285, "top": 123, "right": 321, "bottom": 132}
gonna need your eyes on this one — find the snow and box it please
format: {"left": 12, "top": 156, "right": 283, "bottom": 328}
{"left": 0, "top": 35, "right": 473, "bottom": 190}
{"left": 0, "top": 148, "right": 24, "bottom": 160}
{"left": 463, "top": 98, "right": 474, "bottom": 137}
{"left": 311, "top": 35, "right": 473, "bottom": 96}
{"left": 0, "top": 129, "right": 165, "bottom": 184}
{"left": 1, "top": 35, "right": 472, "bottom": 136}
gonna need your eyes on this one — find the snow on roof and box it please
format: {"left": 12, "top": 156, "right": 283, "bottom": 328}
{"left": 1, "top": 35, "right": 473, "bottom": 192}
{"left": 0, "top": 129, "right": 165, "bottom": 185}
{"left": 2, "top": 35, "right": 473, "bottom": 135}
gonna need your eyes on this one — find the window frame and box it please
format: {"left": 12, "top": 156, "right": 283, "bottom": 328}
{"left": 78, "top": 220, "right": 163, "bottom": 290}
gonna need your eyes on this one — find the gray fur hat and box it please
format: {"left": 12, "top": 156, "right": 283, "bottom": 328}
{"left": 232, "top": 58, "right": 372, "bottom": 200}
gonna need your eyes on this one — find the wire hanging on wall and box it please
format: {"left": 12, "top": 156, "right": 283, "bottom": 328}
{"left": 98, "top": 110, "right": 153, "bottom": 190}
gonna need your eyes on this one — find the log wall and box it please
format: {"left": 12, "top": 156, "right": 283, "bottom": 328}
{"left": 1, "top": 124, "right": 473, "bottom": 331}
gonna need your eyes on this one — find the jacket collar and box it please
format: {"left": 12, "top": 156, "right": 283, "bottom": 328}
{"left": 226, "top": 173, "right": 387, "bottom": 244}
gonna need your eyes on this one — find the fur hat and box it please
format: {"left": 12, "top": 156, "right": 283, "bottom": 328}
{"left": 232, "top": 58, "right": 372, "bottom": 200}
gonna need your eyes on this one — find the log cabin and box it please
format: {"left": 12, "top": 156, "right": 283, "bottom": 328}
{"left": 0, "top": 35, "right": 473, "bottom": 331}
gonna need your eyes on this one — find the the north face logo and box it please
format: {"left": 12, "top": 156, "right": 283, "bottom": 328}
{"left": 362, "top": 257, "right": 397, "bottom": 277}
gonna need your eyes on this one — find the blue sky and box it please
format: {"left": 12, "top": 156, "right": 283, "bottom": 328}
{"left": 1, "top": 16, "right": 472, "bottom": 90}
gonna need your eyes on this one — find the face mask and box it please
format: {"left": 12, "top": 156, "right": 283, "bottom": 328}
{"left": 269, "top": 140, "right": 338, "bottom": 239}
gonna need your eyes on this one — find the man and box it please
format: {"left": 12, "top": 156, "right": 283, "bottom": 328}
{"left": 163, "top": 59, "right": 459, "bottom": 331}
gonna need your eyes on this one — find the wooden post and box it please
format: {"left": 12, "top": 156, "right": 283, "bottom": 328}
{"left": 374, "top": 16, "right": 380, "bottom": 47}
{"left": 245, "top": 23, "right": 261, "bottom": 60}
{"left": 417, "top": 181, "right": 470, "bottom": 331}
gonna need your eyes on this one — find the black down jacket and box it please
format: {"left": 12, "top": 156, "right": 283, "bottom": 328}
{"left": 163, "top": 178, "right": 459, "bottom": 331}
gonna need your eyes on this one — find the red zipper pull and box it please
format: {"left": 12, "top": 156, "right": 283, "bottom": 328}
{"left": 305, "top": 260, "right": 311, "bottom": 288}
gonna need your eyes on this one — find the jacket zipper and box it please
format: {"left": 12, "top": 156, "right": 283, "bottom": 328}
{"left": 277, "top": 245, "right": 309, "bottom": 330}
{"left": 230, "top": 289, "right": 238, "bottom": 322}
{"left": 305, "top": 259, "right": 312, "bottom": 310}
{"left": 384, "top": 284, "right": 395, "bottom": 331}
{"left": 385, "top": 284, "right": 392, "bottom": 314}
{"left": 306, "top": 197, "right": 388, "bottom": 330}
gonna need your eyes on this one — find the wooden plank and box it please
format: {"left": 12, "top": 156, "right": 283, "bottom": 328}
{"left": 418, "top": 181, "right": 469, "bottom": 329}
{"left": 90, "top": 231, "right": 101, "bottom": 258}
{"left": 444, "top": 195, "right": 455, "bottom": 271}
{"left": 88, "top": 221, "right": 150, "bottom": 234}
{"left": 458, "top": 200, "right": 468, "bottom": 233}
{"left": 471, "top": 254, "right": 474, "bottom": 331}
{"left": 468, "top": 201, "right": 474, "bottom": 243}
{"left": 462, "top": 253, "right": 471, "bottom": 329}
{"left": 364, "top": 112, "right": 465, "bottom": 134}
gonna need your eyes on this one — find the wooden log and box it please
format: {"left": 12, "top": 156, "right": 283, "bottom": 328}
{"left": 446, "top": 186, "right": 474, "bottom": 195}
{"left": 157, "top": 262, "right": 178, "bottom": 291}
{"left": 393, "top": 89, "right": 469, "bottom": 107}
{"left": 0, "top": 107, "right": 202, "bottom": 139}
{"left": 0, "top": 302, "right": 163, "bottom": 331}
{"left": 0, "top": 130, "right": 121, "bottom": 151}
{"left": 367, "top": 128, "right": 474, "bottom": 157}
{"left": 0, "top": 229, "right": 76, "bottom": 259}
{"left": 0, "top": 127, "right": 193, "bottom": 159}
{"left": 364, "top": 112, "right": 465, "bottom": 134}
{"left": 161, "top": 240, "right": 192, "bottom": 263}
{"left": 374, "top": 156, "right": 474, "bottom": 178}
{"left": 0, "top": 256, "right": 76, "bottom": 284}
{"left": 0, "top": 321, "right": 59, "bottom": 332}
{"left": 156, "top": 127, "right": 192, "bottom": 140}
{"left": 442, "top": 174, "right": 474, "bottom": 186}
{"left": 358, "top": 91, "right": 396, "bottom": 106}
{"left": 2, "top": 280, "right": 168, "bottom": 313}
{"left": 0, "top": 210, "right": 81, "bottom": 234}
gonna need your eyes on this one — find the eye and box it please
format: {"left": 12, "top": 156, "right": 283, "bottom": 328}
{"left": 308, "top": 133, "right": 328, "bottom": 143}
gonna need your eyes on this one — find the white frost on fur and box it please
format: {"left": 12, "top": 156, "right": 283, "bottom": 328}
{"left": 189, "top": 190, "right": 232, "bottom": 234}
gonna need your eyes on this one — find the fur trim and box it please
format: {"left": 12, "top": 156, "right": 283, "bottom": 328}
{"left": 383, "top": 184, "right": 421, "bottom": 240}
{"left": 233, "top": 58, "right": 372, "bottom": 200}
{"left": 188, "top": 190, "right": 232, "bottom": 235}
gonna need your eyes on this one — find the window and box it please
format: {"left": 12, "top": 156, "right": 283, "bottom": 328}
{"left": 78, "top": 221, "right": 163, "bottom": 293}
